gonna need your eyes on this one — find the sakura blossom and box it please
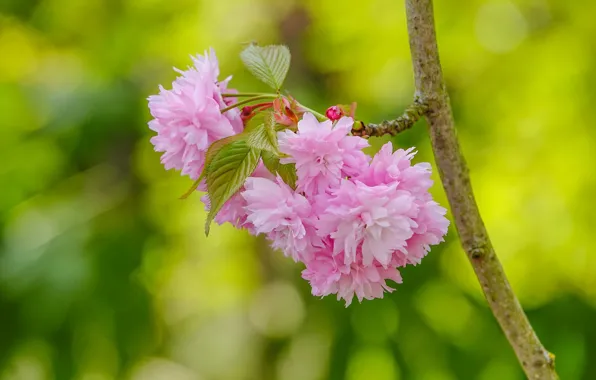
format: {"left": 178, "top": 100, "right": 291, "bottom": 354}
{"left": 148, "top": 47, "right": 449, "bottom": 306}
{"left": 242, "top": 177, "right": 320, "bottom": 262}
{"left": 301, "top": 245, "right": 403, "bottom": 306}
{"left": 148, "top": 49, "right": 242, "bottom": 180}
{"left": 316, "top": 180, "right": 419, "bottom": 268}
{"left": 357, "top": 142, "right": 434, "bottom": 196}
{"left": 277, "top": 113, "right": 369, "bottom": 196}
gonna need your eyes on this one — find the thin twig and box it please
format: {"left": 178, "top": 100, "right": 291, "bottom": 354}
{"left": 220, "top": 95, "right": 276, "bottom": 114}
{"left": 353, "top": 100, "right": 427, "bottom": 137}
{"left": 221, "top": 92, "right": 278, "bottom": 98}
{"left": 403, "top": 0, "right": 558, "bottom": 378}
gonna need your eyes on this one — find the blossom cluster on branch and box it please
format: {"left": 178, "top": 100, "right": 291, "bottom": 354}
{"left": 147, "top": 46, "right": 449, "bottom": 305}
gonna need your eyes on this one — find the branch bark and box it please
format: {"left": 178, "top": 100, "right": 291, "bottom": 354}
{"left": 353, "top": 100, "right": 427, "bottom": 137}
{"left": 403, "top": 0, "right": 558, "bottom": 378}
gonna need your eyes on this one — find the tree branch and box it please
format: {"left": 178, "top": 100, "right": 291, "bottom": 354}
{"left": 353, "top": 100, "right": 428, "bottom": 137}
{"left": 403, "top": 0, "right": 558, "bottom": 378}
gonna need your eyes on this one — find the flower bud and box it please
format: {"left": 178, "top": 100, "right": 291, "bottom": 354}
{"left": 325, "top": 106, "right": 343, "bottom": 121}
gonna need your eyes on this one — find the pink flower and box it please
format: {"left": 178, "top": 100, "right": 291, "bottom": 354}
{"left": 302, "top": 246, "right": 403, "bottom": 306}
{"left": 148, "top": 48, "right": 243, "bottom": 180}
{"left": 145, "top": 47, "right": 451, "bottom": 307}
{"left": 317, "top": 180, "right": 418, "bottom": 268}
{"left": 277, "top": 113, "right": 369, "bottom": 195}
{"left": 357, "top": 142, "right": 450, "bottom": 264}
{"left": 357, "top": 142, "right": 434, "bottom": 196}
{"left": 403, "top": 200, "right": 450, "bottom": 264}
{"left": 242, "top": 177, "right": 319, "bottom": 262}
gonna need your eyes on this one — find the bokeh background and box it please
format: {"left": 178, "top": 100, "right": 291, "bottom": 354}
{"left": 1, "top": 0, "right": 595, "bottom": 379}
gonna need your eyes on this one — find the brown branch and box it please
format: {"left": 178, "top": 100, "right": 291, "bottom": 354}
{"left": 353, "top": 100, "right": 428, "bottom": 137}
{"left": 403, "top": 0, "right": 558, "bottom": 378}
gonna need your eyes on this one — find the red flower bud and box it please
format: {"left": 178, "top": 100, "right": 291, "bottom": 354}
{"left": 325, "top": 106, "right": 343, "bottom": 121}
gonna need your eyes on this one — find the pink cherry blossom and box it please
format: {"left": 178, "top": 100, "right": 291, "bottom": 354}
{"left": 317, "top": 180, "right": 419, "bottom": 268}
{"left": 148, "top": 48, "right": 243, "bottom": 180}
{"left": 302, "top": 246, "right": 403, "bottom": 306}
{"left": 146, "top": 47, "right": 452, "bottom": 307}
{"left": 242, "top": 177, "right": 320, "bottom": 262}
{"left": 357, "top": 142, "right": 434, "bottom": 196}
{"left": 357, "top": 142, "right": 450, "bottom": 264}
{"left": 402, "top": 200, "right": 450, "bottom": 264}
{"left": 277, "top": 113, "right": 369, "bottom": 195}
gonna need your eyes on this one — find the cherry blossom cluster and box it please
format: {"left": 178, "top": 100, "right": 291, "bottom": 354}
{"left": 148, "top": 49, "right": 449, "bottom": 306}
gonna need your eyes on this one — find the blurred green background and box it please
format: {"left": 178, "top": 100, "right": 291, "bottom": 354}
{"left": 1, "top": 0, "right": 595, "bottom": 379}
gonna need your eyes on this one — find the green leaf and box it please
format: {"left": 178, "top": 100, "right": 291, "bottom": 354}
{"left": 277, "top": 162, "right": 298, "bottom": 190}
{"left": 204, "top": 135, "right": 244, "bottom": 172}
{"left": 245, "top": 113, "right": 279, "bottom": 153}
{"left": 261, "top": 150, "right": 278, "bottom": 173}
{"left": 179, "top": 134, "right": 242, "bottom": 199}
{"left": 240, "top": 44, "right": 291, "bottom": 90}
{"left": 205, "top": 140, "right": 261, "bottom": 235}
{"left": 261, "top": 150, "right": 297, "bottom": 190}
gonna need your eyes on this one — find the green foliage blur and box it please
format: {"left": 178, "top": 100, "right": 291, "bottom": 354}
{"left": 1, "top": 0, "right": 595, "bottom": 379}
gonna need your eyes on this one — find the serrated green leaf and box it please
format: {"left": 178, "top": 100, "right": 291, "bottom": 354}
{"left": 261, "top": 150, "right": 297, "bottom": 190}
{"left": 245, "top": 114, "right": 279, "bottom": 153}
{"left": 278, "top": 162, "right": 297, "bottom": 190}
{"left": 180, "top": 134, "right": 243, "bottom": 199}
{"left": 261, "top": 150, "right": 279, "bottom": 173}
{"left": 204, "top": 134, "right": 245, "bottom": 173}
{"left": 205, "top": 140, "right": 261, "bottom": 235}
{"left": 240, "top": 44, "right": 291, "bottom": 90}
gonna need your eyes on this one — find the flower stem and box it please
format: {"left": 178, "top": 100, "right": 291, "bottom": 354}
{"left": 222, "top": 93, "right": 327, "bottom": 121}
{"left": 404, "top": 0, "right": 558, "bottom": 378}
{"left": 222, "top": 92, "right": 278, "bottom": 98}
{"left": 220, "top": 95, "right": 276, "bottom": 114}
{"left": 296, "top": 103, "right": 327, "bottom": 120}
